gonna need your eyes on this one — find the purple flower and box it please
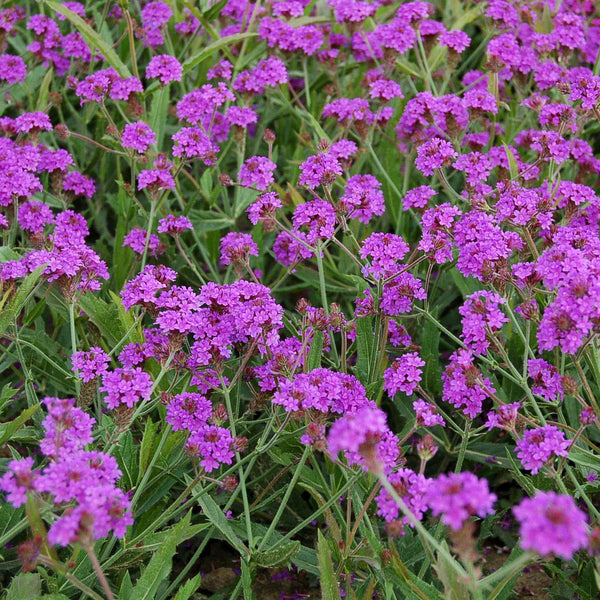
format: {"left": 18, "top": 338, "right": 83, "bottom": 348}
{"left": 298, "top": 153, "right": 342, "bottom": 189}
{"left": 441, "top": 348, "right": 495, "bottom": 418}
{"left": 18, "top": 200, "right": 54, "bottom": 233}
{"left": 516, "top": 426, "right": 570, "bottom": 474}
{"left": 146, "top": 54, "right": 182, "bottom": 85}
{"left": 273, "top": 368, "right": 370, "bottom": 414}
{"left": 380, "top": 273, "right": 426, "bottom": 316}
{"left": 0, "top": 54, "right": 27, "bottom": 84}
{"left": 415, "top": 137, "right": 457, "bottom": 175}
{"left": 186, "top": 425, "right": 234, "bottom": 473}
{"left": 39, "top": 397, "right": 95, "bottom": 458}
{"left": 513, "top": 492, "right": 588, "bottom": 559}
{"left": 459, "top": 291, "right": 509, "bottom": 355}
{"left": 384, "top": 352, "right": 425, "bottom": 397}
{"left": 413, "top": 399, "right": 445, "bottom": 427}
{"left": 166, "top": 392, "right": 212, "bottom": 432}
{"left": 292, "top": 200, "right": 337, "bottom": 245}
{"left": 100, "top": 367, "right": 153, "bottom": 409}
{"left": 71, "top": 347, "right": 110, "bottom": 382}
{"left": 247, "top": 192, "right": 282, "bottom": 229}
{"left": 485, "top": 402, "right": 521, "bottom": 431}
{"left": 233, "top": 56, "right": 288, "bottom": 94}
{"left": 439, "top": 30, "right": 470, "bottom": 53}
{"left": 427, "top": 472, "right": 496, "bottom": 530}
{"left": 238, "top": 156, "right": 276, "bottom": 191}
{"left": 219, "top": 232, "right": 259, "bottom": 267}
{"left": 121, "top": 122, "right": 156, "bottom": 153}
{"left": 339, "top": 174, "right": 385, "bottom": 224}
{"left": 157, "top": 214, "right": 193, "bottom": 235}
{"left": 0, "top": 458, "right": 37, "bottom": 507}
{"left": 527, "top": 359, "right": 564, "bottom": 401}
{"left": 359, "top": 233, "right": 410, "bottom": 279}
{"left": 123, "top": 228, "right": 165, "bottom": 257}
{"left": 327, "top": 406, "right": 391, "bottom": 473}
{"left": 172, "top": 127, "right": 219, "bottom": 164}
{"left": 137, "top": 168, "right": 175, "bottom": 192}
{"left": 121, "top": 264, "right": 177, "bottom": 311}
{"left": 63, "top": 172, "right": 96, "bottom": 199}
{"left": 376, "top": 468, "right": 431, "bottom": 526}
{"left": 403, "top": 185, "right": 436, "bottom": 210}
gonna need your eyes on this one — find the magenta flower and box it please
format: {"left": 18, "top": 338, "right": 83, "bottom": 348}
{"left": 172, "top": 127, "right": 219, "bottom": 164}
{"left": 123, "top": 228, "right": 165, "bottom": 257}
{"left": 427, "top": 472, "right": 496, "bottom": 530}
{"left": 376, "top": 468, "right": 431, "bottom": 526}
{"left": 121, "top": 122, "right": 156, "bottom": 153}
{"left": 100, "top": 367, "right": 153, "bottom": 409}
{"left": 0, "top": 54, "right": 27, "bottom": 84}
{"left": 238, "top": 156, "right": 276, "bottom": 191}
{"left": 384, "top": 352, "right": 425, "bottom": 397}
{"left": 339, "top": 174, "right": 385, "bottom": 224}
{"left": 0, "top": 457, "right": 37, "bottom": 507}
{"left": 71, "top": 347, "right": 110, "bottom": 382}
{"left": 513, "top": 492, "right": 588, "bottom": 559}
{"left": 157, "top": 214, "right": 193, "bottom": 235}
{"left": 247, "top": 192, "right": 282, "bottom": 229}
{"left": 219, "top": 232, "right": 259, "bottom": 267}
{"left": 298, "top": 153, "right": 342, "bottom": 189}
{"left": 146, "top": 54, "right": 182, "bottom": 85}
{"left": 413, "top": 399, "right": 446, "bottom": 428}
{"left": 359, "top": 233, "right": 410, "bottom": 279}
{"left": 137, "top": 168, "right": 175, "bottom": 192}
{"left": 415, "top": 137, "right": 457, "bottom": 175}
{"left": 516, "top": 426, "right": 570, "bottom": 474}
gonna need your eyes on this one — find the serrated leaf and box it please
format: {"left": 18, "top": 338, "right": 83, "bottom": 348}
{"left": 149, "top": 85, "right": 170, "bottom": 150}
{"left": 138, "top": 418, "right": 158, "bottom": 481}
{"left": 0, "top": 404, "right": 40, "bottom": 446}
{"left": 189, "top": 209, "right": 235, "bottom": 232}
{"left": 196, "top": 492, "right": 248, "bottom": 556}
{"left": 44, "top": 1, "right": 131, "bottom": 78}
{"left": 0, "top": 267, "right": 44, "bottom": 337}
{"left": 171, "top": 573, "right": 203, "bottom": 600}
{"left": 317, "top": 530, "right": 341, "bottom": 600}
{"left": 307, "top": 330, "right": 324, "bottom": 371}
{"left": 6, "top": 573, "right": 42, "bottom": 600}
{"left": 130, "top": 511, "right": 192, "bottom": 600}
{"left": 503, "top": 143, "right": 519, "bottom": 180}
{"left": 252, "top": 541, "right": 301, "bottom": 568}
{"left": 182, "top": 33, "right": 258, "bottom": 74}
{"left": 355, "top": 316, "right": 374, "bottom": 383}
{"left": 506, "top": 449, "right": 537, "bottom": 496}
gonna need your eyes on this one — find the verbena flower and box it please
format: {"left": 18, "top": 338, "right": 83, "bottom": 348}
{"left": 427, "top": 472, "right": 496, "bottom": 530}
{"left": 513, "top": 492, "right": 588, "bottom": 559}
{"left": 121, "top": 122, "right": 156, "bottom": 153}
{"left": 384, "top": 352, "right": 425, "bottom": 397}
{"left": 146, "top": 54, "right": 182, "bottom": 85}
{"left": 71, "top": 347, "right": 111, "bottom": 382}
{"left": 100, "top": 367, "right": 153, "bottom": 409}
{"left": 516, "top": 426, "right": 570, "bottom": 474}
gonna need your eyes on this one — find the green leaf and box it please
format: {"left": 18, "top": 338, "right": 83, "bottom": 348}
{"left": 355, "top": 316, "right": 374, "bottom": 383}
{"left": 138, "top": 418, "right": 158, "bottom": 482}
{"left": 189, "top": 209, "right": 235, "bottom": 232}
{"left": 149, "top": 85, "right": 170, "bottom": 150}
{"left": 44, "top": 1, "right": 131, "bottom": 78}
{"left": 252, "top": 541, "right": 301, "bottom": 568}
{"left": 317, "top": 530, "right": 341, "bottom": 600}
{"left": 502, "top": 143, "right": 519, "bottom": 180}
{"left": 182, "top": 33, "right": 258, "bottom": 74}
{"left": 196, "top": 492, "right": 248, "bottom": 556}
{"left": 0, "top": 404, "right": 40, "bottom": 446}
{"left": 171, "top": 574, "right": 202, "bottom": 600}
{"left": 307, "top": 330, "right": 324, "bottom": 371}
{"left": 0, "top": 267, "right": 44, "bottom": 337}
{"left": 6, "top": 573, "right": 42, "bottom": 600}
{"left": 130, "top": 511, "right": 193, "bottom": 600}
{"left": 35, "top": 67, "right": 53, "bottom": 112}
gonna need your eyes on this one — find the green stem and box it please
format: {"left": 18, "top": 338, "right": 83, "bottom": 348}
{"left": 257, "top": 447, "right": 310, "bottom": 551}
{"left": 221, "top": 378, "right": 254, "bottom": 549}
{"left": 69, "top": 302, "right": 81, "bottom": 397}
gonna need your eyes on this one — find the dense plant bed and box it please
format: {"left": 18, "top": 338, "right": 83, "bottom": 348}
{"left": 1, "top": 1, "right": 600, "bottom": 599}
